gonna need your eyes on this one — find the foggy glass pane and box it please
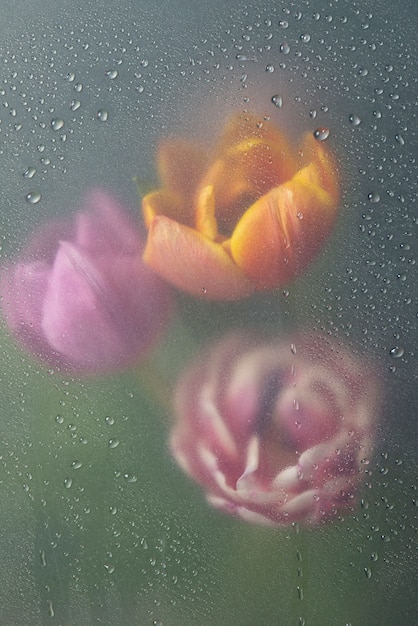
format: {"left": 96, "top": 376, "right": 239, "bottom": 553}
{"left": 0, "top": 1, "right": 416, "bottom": 624}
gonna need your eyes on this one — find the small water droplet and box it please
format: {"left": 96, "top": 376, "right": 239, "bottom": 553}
{"left": 70, "top": 99, "right": 81, "bottom": 111}
{"left": 63, "top": 477, "right": 72, "bottom": 489}
{"left": 23, "top": 166, "right": 37, "bottom": 179}
{"left": 124, "top": 473, "right": 138, "bottom": 483}
{"left": 266, "top": 64, "right": 275, "bottom": 73}
{"left": 104, "top": 563, "right": 115, "bottom": 574}
{"left": 349, "top": 113, "right": 361, "bottom": 126}
{"left": 367, "top": 191, "right": 380, "bottom": 203}
{"left": 71, "top": 460, "right": 83, "bottom": 470}
{"left": 279, "top": 20, "right": 289, "bottom": 29}
{"left": 395, "top": 133, "right": 405, "bottom": 146}
{"left": 364, "top": 567, "right": 372, "bottom": 579}
{"left": 47, "top": 600, "right": 54, "bottom": 618}
{"left": 74, "top": 82, "right": 83, "bottom": 93}
{"left": 96, "top": 109, "right": 109, "bottom": 122}
{"left": 105, "top": 415, "right": 115, "bottom": 425}
{"left": 25, "top": 191, "right": 41, "bottom": 204}
{"left": 389, "top": 346, "right": 404, "bottom": 358}
{"left": 105, "top": 69, "right": 118, "bottom": 79}
{"left": 313, "top": 127, "right": 330, "bottom": 141}
{"left": 55, "top": 414, "right": 64, "bottom": 424}
{"left": 108, "top": 439, "right": 120, "bottom": 449}
{"left": 271, "top": 94, "right": 283, "bottom": 108}
{"left": 279, "top": 42, "right": 290, "bottom": 54}
{"left": 51, "top": 118, "right": 64, "bottom": 131}
{"left": 300, "top": 33, "right": 311, "bottom": 43}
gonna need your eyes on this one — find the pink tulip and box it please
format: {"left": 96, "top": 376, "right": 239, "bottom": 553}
{"left": 171, "top": 333, "right": 380, "bottom": 526}
{"left": 1, "top": 190, "right": 171, "bottom": 375}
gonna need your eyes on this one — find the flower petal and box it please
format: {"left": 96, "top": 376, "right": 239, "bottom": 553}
{"left": 230, "top": 156, "right": 339, "bottom": 289}
{"left": 198, "top": 113, "right": 298, "bottom": 231}
{"left": 143, "top": 215, "right": 254, "bottom": 300}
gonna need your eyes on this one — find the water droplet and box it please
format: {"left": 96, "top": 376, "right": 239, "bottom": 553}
{"left": 105, "top": 69, "right": 118, "bottom": 79}
{"left": 271, "top": 94, "right": 283, "bottom": 108}
{"left": 71, "top": 460, "right": 83, "bottom": 470}
{"left": 25, "top": 191, "right": 41, "bottom": 204}
{"left": 389, "top": 346, "right": 404, "bottom": 358}
{"left": 358, "top": 68, "right": 369, "bottom": 77}
{"left": 70, "top": 99, "right": 81, "bottom": 111}
{"left": 55, "top": 414, "right": 64, "bottom": 424}
{"left": 349, "top": 113, "right": 361, "bottom": 126}
{"left": 74, "top": 82, "right": 83, "bottom": 93}
{"left": 108, "top": 439, "right": 120, "bottom": 449}
{"left": 105, "top": 415, "right": 115, "bottom": 425}
{"left": 313, "top": 127, "right": 330, "bottom": 141}
{"left": 104, "top": 563, "right": 115, "bottom": 574}
{"left": 266, "top": 64, "right": 275, "bottom": 73}
{"left": 300, "top": 33, "right": 311, "bottom": 43}
{"left": 40, "top": 550, "right": 47, "bottom": 566}
{"left": 279, "top": 42, "right": 290, "bottom": 54}
{"left": 395, "top": 133, "right": 405, "bottom": 146}
{"left": 124, "top": 473, "right": 138, "bottom": 483}
{"left": 279, "top": 20, "right": 289, "bottom": 29}
{"left": 367, "top": 192, "right": 380, "bottom": 203}
{"left": 51, "top": 118, "right": 64, "bottom": 131}
{"left": 23, "top": 166, "right": 37, "bottom": 179}
{"left": 47, "top": 600, "right": 54, "bottom": 618}
{"left": 63, "top": 477, "right": 72, "bottom": 489}
{"left": 96, "top": 109, "right": 109, "bottom": 122}
{"left": 364, "top": 567, "right": 372, "bottom": 579}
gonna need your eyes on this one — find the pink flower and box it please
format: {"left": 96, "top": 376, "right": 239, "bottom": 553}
{"left": 1, "top": 189, "right": 171, "bottom": 375}
{"left": 171, "top": 333, "right": 380, "bottom": 526}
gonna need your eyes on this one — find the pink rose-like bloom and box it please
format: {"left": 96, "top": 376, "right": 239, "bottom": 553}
{"left": 1, "top": 190, "right": 171, "bottom": 375}
{"left": 171, "top": 333, "right": 380, "bottom": 527}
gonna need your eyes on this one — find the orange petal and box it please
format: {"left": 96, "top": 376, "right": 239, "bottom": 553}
{"left": 299, "top": 133, "right": 340, "bottom": 204}
{"left": 157, "top": 139, "right": 208, "bottom": 201}
{"left": 142, "top": 189, "right": 194, "bottom": 229}
{"left": 230, "top": 160, "right": 339, "bottom": 289}
{"left": 143, "top": 216, "right": 254, "bottom": 300}
{"left": 195, "top": 185, "right": 218, "bottom": 240}
{"left": 198, "top": 115, "right": 298, "bottom": 233}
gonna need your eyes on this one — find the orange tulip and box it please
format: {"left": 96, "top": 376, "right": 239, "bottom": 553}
{"left": 142, "top": 113, "right": 340, "bottom": 300}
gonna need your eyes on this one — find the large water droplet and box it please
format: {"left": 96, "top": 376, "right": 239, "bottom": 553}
{"left": 271, "top": 94, "right": 283, "bottom": 108}
{"left": 23, "top": 166, "right": 37, "bottom": 179}
{"left": 349, "top": 113, "right": 362, "bottom": 126}
{"left": 25, "top": 191, "right": 41, "bottom": 204}
{"left": 96, "top": 109, "right": 109, "bottom": 122}
{"left": 313, "top": 127, "right": 330, "bottom": 141}
{"left": 51, "top": 118, "right": 64, "bottom": 131}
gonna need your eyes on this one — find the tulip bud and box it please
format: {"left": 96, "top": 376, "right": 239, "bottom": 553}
{"left": 171, "top": 333, "right": 380, "bottom": 526}
{"left": 1, "top": 190, "right": 171, "bottom": 375}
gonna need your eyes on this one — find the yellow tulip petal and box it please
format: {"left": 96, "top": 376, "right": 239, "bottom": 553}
{"left": 142, "top": 189, "right": 193, "bottom": 229}
{"left": 195, "top": 185, "right": 219, "bottom": 240}
{"left": 299, "top": 133, "right": 340, "bottom": 203}
{"left": 143, "top": 215, "right": 254, "bottom": 300}
{"left": 198, "top": 114, "right": 298, "bottom": 233}
{"left": 230, "top": 160, "right": 339, "bottom": 289}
